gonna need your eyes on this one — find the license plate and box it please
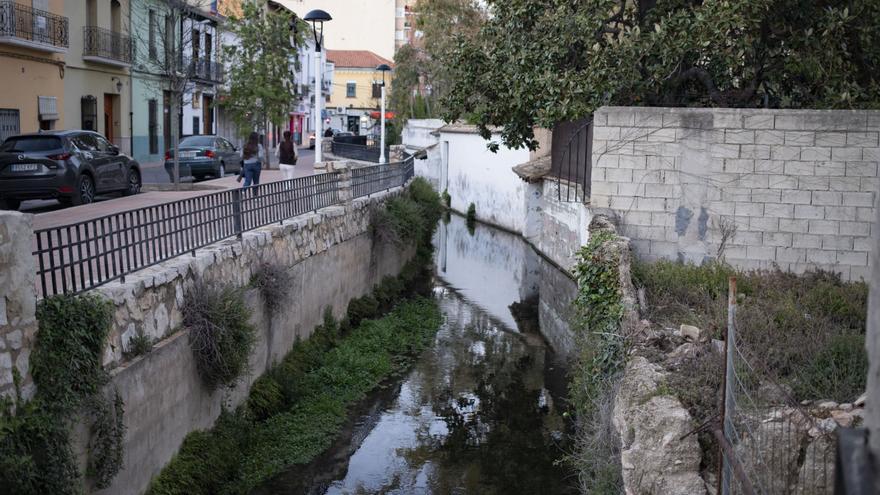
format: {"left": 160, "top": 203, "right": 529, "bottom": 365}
{"left": 180, "top": 151, "right": 197, "bottom": 159}
{"left": 10, "top": 163, "right": 39, "bottom": 172}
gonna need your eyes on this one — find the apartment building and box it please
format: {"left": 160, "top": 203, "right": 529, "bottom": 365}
{"left": 325, "top": 49, "right": 391, "bottom": 135}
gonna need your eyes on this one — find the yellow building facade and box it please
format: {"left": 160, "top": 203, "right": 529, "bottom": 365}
{"left": 326, "top": 50, "right": 392, "bottom": 134}
{"left": 0, "top": 0, "right": 68, "bottom": 140}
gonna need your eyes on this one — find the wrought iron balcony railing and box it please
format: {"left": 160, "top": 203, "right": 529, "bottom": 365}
{"left": 0, "top": 0, "right": 68, "bottom": 52}
{"left": 191, "top": 58, "right": 224, "bottom": 82}
{"left": 83, "top": 26, "right": 132, "bottom": 66}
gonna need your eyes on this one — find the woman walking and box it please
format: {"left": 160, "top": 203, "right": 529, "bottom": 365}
{"left": 237, "top": 132, "right": 264, "bottom": 187}
{"left": 276, "top": 130, "right": 298, "bottom": 180}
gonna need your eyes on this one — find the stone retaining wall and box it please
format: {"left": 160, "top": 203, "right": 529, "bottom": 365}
{"left": 0, "top": 212, "right": 37, "bottom": 400}
{"left": 590, "top": 107, "right": 880, "bottom": 280}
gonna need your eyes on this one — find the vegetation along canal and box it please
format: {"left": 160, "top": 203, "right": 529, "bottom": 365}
{"left": 255, "top": 214, "right": 579, "bottom": 494}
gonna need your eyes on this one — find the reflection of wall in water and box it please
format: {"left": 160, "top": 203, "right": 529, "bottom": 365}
{"left": 538, "top": 258, "right": 578, "bottom": 358}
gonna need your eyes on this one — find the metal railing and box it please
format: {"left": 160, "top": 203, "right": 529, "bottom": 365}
{"left": 192, "top": 58, "right": 224, "bottom": 82}
{"left": 717, "top": 277, "right": 836, "bottom": 495}
{"left": 331, "top": 140, "right": 388, "bottom": 163}
{"left": 83, "top": 26, "right": 132, "bottom": 64}
{"left": 33, "top": 173, "right": 341, "bottom": 297}
{"left": 550, "top": 117, "right": 592, "bottom": 203}
{"left": 0, "top": 1, "right": 68, "bottom": 49}
{"left": 351, "top": 158, "right": 414, "bottom": 198}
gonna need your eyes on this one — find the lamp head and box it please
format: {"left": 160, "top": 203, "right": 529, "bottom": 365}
{"left": 376, "top": 63, "right": 391, "bottom": 85}
{"left": 303, "top": 9, "right": 332, "bottom": 51}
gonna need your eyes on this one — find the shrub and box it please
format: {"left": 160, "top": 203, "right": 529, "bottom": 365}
{"left": 125, "top": 333, "right": 153, "bottom": 358}
{"left": 372, "top": 178, "right": 442, "bottom": 249}
{"left": 441, "top": 188, "right": 451, "bottom": 207}
{"left": 184, "top": 281, "right": 257, "bottom": 390}
{"left": 247, "top": 376, "right": 284, "bottom": 421}
{"left": 346, "top": 295, "right": 380, "bottom": 329}
{"left": 250, "top": 262, "right": 291, "bottom": 317}
{"left": 466, "top": 202, "right": 477, "bottom": 224}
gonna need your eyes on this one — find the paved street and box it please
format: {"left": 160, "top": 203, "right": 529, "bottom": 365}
{"left": 21, "top": 148, "right": 316, "bottom": 217}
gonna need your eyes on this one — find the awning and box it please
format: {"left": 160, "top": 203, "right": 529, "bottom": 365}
{"left": 369, "top": 111, "right": 395, "bottom": 119}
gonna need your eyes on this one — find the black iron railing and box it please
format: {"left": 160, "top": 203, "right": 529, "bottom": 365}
{"left": 331, "top": 141, "right": 389, "bottom": 163}
{"left": 0, "top": 1, "right": 68, "bottom": 49}
{"left": 550, "top": 117, "right": 593, "bottom": 202}
{"left": 351, "top": 157, "right": 414, "bottom": 198}
{"left": 83, "top": 26, "right": 132, "bottom": 64}
{"left": 191, "top": 58, "right": 223, "bottom": 82}
{"left": 33, "top": 173, "right": 341, "bottom": 297}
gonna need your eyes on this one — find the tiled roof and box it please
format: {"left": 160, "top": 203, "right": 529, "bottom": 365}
{"left": 326, "top": 50, "right": 393, "bottom": 69}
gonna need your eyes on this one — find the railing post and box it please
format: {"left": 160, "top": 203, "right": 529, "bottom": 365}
{"left": 719, "top": 275, "right": 737, "bottom": 495}
{"left": 232, "top": 188, "right": 243, "bottom": 238}
{"left": 334, "top": 162, "right": 353, "bottom": 206}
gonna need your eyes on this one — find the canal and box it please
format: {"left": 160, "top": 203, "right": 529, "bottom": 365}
{"left": 255, "top": 214, "right": 579, "bottom": 494}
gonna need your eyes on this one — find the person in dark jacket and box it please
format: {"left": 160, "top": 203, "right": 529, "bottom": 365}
{"left": 276, "top": 130, "right": 298, "bottom": 180}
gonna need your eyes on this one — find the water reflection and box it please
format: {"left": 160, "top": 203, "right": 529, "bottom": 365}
{"left": 255, "top": 216, "right": 578, "bottom": 495}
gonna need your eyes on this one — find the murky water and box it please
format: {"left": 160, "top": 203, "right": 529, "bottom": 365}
{"left": 255, "top": 215, "right": 578, "bottom": 494}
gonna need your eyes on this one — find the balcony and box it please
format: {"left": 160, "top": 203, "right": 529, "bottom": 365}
{"left": 189, "top": 58, "right": 224, "bottom": 83}
{"left": 0, "top": 1, "right": 68, "bottom": 53}
{"left": 83, "top": 26, "right": 131, "bottom": 67}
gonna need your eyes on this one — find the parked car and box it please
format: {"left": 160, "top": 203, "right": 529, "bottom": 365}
{"left": 164, "top": 135, "right": 242, "bottom": 181}
{"left": 0, "top": 130, "right": 141, "bottom": 210}
{"left": 310, "top": 128, "right": 344, "bottom": 149}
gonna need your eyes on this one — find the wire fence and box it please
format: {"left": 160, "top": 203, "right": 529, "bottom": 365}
{"left": 718, "top": 277, "right": 836, "bottom": 495}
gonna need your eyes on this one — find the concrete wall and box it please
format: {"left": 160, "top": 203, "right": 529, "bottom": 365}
{"left": 0, "top": 212, "right": 37, "bottom": 400}
{"left": 437, "top": 125, "right": 530, "bottom": 234}
{"left": 867, "top": 188, "right": 880, "bottom": 455}
{"left": 403, "top": 119, "right": 444, "bottom": 190}
{"left": 590, "top": 107, "right": 880, "bottom": 280}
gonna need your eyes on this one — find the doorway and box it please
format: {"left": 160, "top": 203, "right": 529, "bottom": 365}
{"left": 103, "top": 94, "right": 114, "bottom": 142}
{"left": 202, "top": 94, "right": 213, "bottom": 135}
{"left": 347, "top": 115, "right": 359, "bottom": 134}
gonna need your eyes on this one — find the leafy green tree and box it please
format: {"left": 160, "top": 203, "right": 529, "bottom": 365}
{"left": 441, "top": 0, "right": 880, "bottom": 150}
{"left": 221, "top": 1, "right": 304, "bottom": 138}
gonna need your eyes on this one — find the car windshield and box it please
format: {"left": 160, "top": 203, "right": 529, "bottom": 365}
{"left": 179, "top": 136, "right": 215, "bottom": 148}
{"left": 0, "top": 136, "right": 63, "bottom": 152}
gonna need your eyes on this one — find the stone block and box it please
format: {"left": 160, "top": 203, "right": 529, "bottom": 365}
{"left": 862, "top": 147, "right": 880, "bottom": 161}
{"left": 606, "top": 168, "right": 633, "bottom": 182}
{"left": 779, "top": 219, "right": 809, "bottom": 233}
{"left": 777, "top": 247, "right": 806, "bottom": 263}
{"left": 850, "top": 266, "right": 871, "bottom": 282}
{"left": 815, "top": 132, "right": 848, "bottom": 146}
{"left": 838, "top": 251, "right": 868, "bottom": 266}
{"left": 774, "top": 114, "right": 805, "bottom": 130}
{"left": 617, "top": 182, "right": 646, "bottom": 196}
{"left": 794, "top": 233, "right": 823, "bottom": 248}
{"left": 822, "top": 235, "right": 854, "bottom": 250}
{"left": 808, "top": 220, "right": 839, "bottom": 235}
{"left": 608, "top": 110, "right": 636, "bottom": 126}
{"left": 756, "top": 130, "right": 786, "bottom": 145}
{"left": 800, "top": 147, "right": 832, "bottom": 161}
{"left": 725, "top": 129, "right": 755, "bottom": 144}
{"left": 650, "top": 241, "right": 678, "bottom": 257}
{"left": 749, "top": 217, "right": 779, "bottom": 232}
{"left": 845, "top": 161, "right": 878, "bottom": 177}
{"left": 744, "top": 114, "right": 775, "bottom": 129}
{"left": 794, "top": 205, "right": 825, "bottom": 219}
{"left": 764, "top": 203, "right": 795, "bottom": 218}
{"left": 771, "top": 146, "right": 802, "bottom": 161}
{"left": 861, "top": 177, "right": 879, "bottom": 192}
{"left": 631, "top": 170, "right": 663, "bottom": 184}
{"left": 814, "top": 161, "right": 846, "bottom": 177}
{"left": 593, "top": 126, "right": 621, "bottom": 140}
{"left": 833, "top": 148, "right": 864, "bottom": 161}
{"left": 842, "top": 191, "right": 875, "bottom": 207}
{"left": 811, "top": 191, "right": 843, "bottom": 206}
{"left": 780, "top": 189, "right": 813, "bottom": 204}
{"left": 721, "top": 187, "right": 752, "bottom": 202}
{"left": 624, "top": 211, "right": 653, "bottom": 226}
{"left": 632, "top": 142, "right": 664, "bottom": 155}
{"left": 644, "top": 183, "right": 676, "bottom": 198}
{"left": 710, "top": 143, "right": 740, "bottom": 158}
{"left": 591, "top": 182, "right": 618, "bottom": 197}
{"left": 724, "top": 159, "right": 755, "bottom": 174}
{"left": 751, "top": 188, "right": 782, "bottom": 203}
{"left": 635, "top": 197, "right": 667, "bottom": 212}
{"left": 729, "top": 230, "right": 763, "bottom": 246}
{"left": 767, "top": 174, "right": 798, "bottom": 189}
{"left": 747, "top": 245, "right": 777, "bottom": 261}
{"left": 840, "top": 221, "right": 870, "bottom": 236}
{"left": 619, "top": 155, "right": 648, "bottom": 169}
{"left": 806, "top": 249, "right": 837, "bottom": 264}
{"left": 785, "top": 131, "right": 815, "bottom": 146}
{"left": 783, "top": 161, "right": 814, "bottom": 176}
{"left": 735, "top": 202, "right": 764, "bottom": 217}
{"left": 824, "top": 206, "right": 858, "bottom": 221}
{"left": 804, "top": 112, "right": 867, "bottom": 131}
{"left": 740, "top": 145, "right": 771, "bottom": 159}
{"left": 857, "top": 207, "right": 875, "bottom": 222}
{"left": 647, "top": 128, "right": 677, "bottom": 142}
{"left": 763, "top": 232, "right": 792, "bottom": 247}
{"left": 847, "top": 132, "right": 879, "bottom": 147}
{"left": 799, "top": 176, "right": 831, "bottom": 191}
{"left": 854, "top": 237, "right": 874, "bottom": 252}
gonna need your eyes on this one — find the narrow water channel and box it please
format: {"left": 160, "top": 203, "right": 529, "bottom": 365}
{"left": 255, "top": 215, "right": 579, "bottom": 494}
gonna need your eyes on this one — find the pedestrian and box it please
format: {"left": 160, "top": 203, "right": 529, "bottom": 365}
{"left": 237, "top": 132, "right": 263, "bottom": 187}
{"left": 276, "top": 130, "right": 298, "bottom": 180}
{"left": 324, "top": 127, "right": 334, "bottom": 138}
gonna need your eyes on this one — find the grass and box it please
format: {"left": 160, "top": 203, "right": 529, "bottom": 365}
{"left": 147, "top": 298, "right": 442, "bottom": 495}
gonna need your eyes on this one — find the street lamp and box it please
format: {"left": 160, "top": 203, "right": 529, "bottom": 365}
{"left": 304, "top": 9, "right": 331, "bottom": 163}
{"left": 376, "top": 63, "right": 391, "bottom": 164}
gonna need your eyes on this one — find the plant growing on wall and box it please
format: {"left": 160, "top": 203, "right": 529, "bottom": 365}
{"left": 250, "top": 262, "right": 292, "bottom": 317}
{"left": 184, "top": 281, "right": 257, "bottom": 390}
{"left": 0, "top": 293, "right": 125, "bottom": 494}
{"left": 220, "top": 1, "right": 304, "bottom": 139}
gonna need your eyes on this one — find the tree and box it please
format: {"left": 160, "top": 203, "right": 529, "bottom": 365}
{"left": 220, "top": 1, "right": 303, "bottom": 144}
{"left": 441, "top": 0, "right": 880, "bottom": 150}
{"left": 132, "top": 0, "right": 214, "bottom": 188}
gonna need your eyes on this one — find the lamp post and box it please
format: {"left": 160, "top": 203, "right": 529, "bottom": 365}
{"left": 304, "top": 9, "right": 331, "bottom": 164}
{"left": 376, "top": 63, "right": 391, "bottom": 164}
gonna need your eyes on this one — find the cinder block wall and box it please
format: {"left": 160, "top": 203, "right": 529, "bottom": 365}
{"left": 590, "top": 107, "right": 880, "bottom": 280}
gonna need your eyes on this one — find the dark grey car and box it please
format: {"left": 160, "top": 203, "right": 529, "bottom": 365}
{"left": 0, "top": 131, "right": 141, "bottom": 210}
{"left": 164, "top": 135, "right": 242, "bottom": 181}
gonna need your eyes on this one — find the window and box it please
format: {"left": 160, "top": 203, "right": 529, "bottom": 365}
{"left": 81, "top": 96, "right": 97, "bottom": 131}
{"left": 0, "top": 135, "right": 61, "bottom": 152}
{"left": 180, "top": 136, "right": 214, "bottom": 147}
{"left": 164, "top": 15, "right": 174, "bottom": 66}
{"left": 372, "top": 83, "right": 382, "bottom": 99}
{"left": 346, "top": 82, "right": 356, "bottom": 98}
{"left": 192, "top": 29, "right": 200, "bottom": 61}
{"left": 148, "top": 10, "right": 157, "bottom": 60}
{"left": 192, "top": 117, "right": 199, "bottom": 135}
{"left": 70, "top": 133, "right": 98, "bottom": 152}
{"left": 94, "top": 134, "right": 113, "bottom": 152}
{"left": 0, "top": 109, "right": 20, "bottom": 143}
{"left": 148, "top": 99, "right": 158, "bottom": 154}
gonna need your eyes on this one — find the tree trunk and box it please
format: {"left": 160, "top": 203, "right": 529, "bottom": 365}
{"left": 171, "top": 93, "right": 180, "bottom": 190}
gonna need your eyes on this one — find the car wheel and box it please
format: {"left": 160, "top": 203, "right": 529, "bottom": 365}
{"left": 72, "top": 174, "right": 96, "bottom": 205}
{"left": 0, "top": 198, "right": 21, "bottom": 210}
{"left": 123, "top": 168, "right": 141, "bottom": 196}
{"left": 218, "top": 162, "right": 226, "bottom": 177}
